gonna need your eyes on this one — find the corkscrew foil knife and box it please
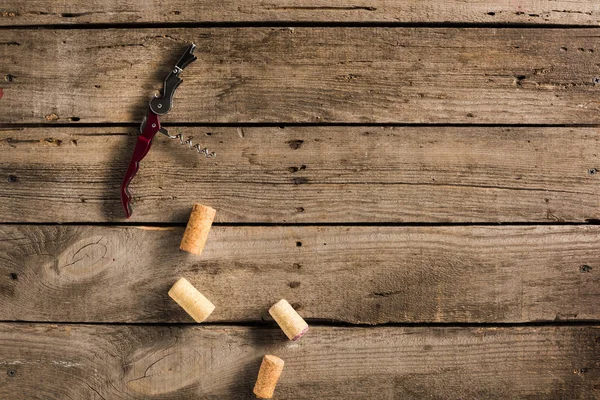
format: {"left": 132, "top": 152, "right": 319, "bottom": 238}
{"left": 120, "top": 43, "right": 215, "bottom": 218}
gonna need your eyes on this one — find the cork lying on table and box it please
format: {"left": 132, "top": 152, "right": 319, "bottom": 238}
{"left": 269, "top": 299, "right": 309, "bottom": 341}
{"left": 253, "top": 354, "right": 285, "bottom": 399}
{"left": 168, "top": 277, "right": 215, "bottom": 323}
{"left": 180, "top": 204, "right": 216, "bottom": 255}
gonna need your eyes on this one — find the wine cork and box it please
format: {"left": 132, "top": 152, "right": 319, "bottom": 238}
{"left": 180, "top": 204, "right": 216, "bottom": 255}
{"left": 253, "top": 355, "right": 285, "bottom": 399}
{"left": 268, "top": 299, "right": 309, "bottom": 341}
{"left": 168, "top": 277, "right": 215, "bottom": 323}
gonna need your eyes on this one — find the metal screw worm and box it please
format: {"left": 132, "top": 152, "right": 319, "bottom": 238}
{"left": 169, "top": 133, "right": 216, "bottom": 157}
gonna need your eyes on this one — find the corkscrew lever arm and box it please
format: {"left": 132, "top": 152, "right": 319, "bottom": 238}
{"left": 150, "top": 43, "right": 197, "bottom": 115}
{"left": 120, "top": 43, "right": 197, "bottom": 219}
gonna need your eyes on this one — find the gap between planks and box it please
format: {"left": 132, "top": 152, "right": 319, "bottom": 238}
{"left": 4, "top": 22, "right": 600, "bottom": 30}
{"left": 0, "top": 319, "right": 598, "bottom": 328}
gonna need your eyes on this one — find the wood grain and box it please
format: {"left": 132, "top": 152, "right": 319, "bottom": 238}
{"left": 1, "top": 224, "right": 598, "bottom": 323}
{"left": 1, "top": 126, "right": 598, "bottom": 223}
{"left": 0, "top": 323, "right": 597, "bottom": 399}
{"left": 2, "top": 9, "right": 599, "bottom": 400}
{"left": 1, "top": 28, "right": 600, "bottom": 124}
{"left": 1, "top": 1, "right": 599, "bottom": 25}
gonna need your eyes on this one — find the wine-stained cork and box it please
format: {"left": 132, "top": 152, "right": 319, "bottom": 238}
{"left": 168, "top": 278, "right": 215, "bottom": 323}
{"left": 269, "top": 299, "right": 309, "bottom": 341}
{"left": 180, "top": 204, "right": 216, "bottom": 255}
{"left": 253, "top": 355, "right": 285, "bottom": 399}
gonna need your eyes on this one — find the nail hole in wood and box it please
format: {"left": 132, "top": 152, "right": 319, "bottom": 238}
{"left": 286, "top": 139, "right": 304, "bottom": 150}
{"left": 580, "top": 265, "right": 592, "bottom": 273}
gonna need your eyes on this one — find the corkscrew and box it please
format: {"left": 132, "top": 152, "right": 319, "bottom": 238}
{"left": 165, "top": 131, "right": 216, "bottom": 157}
{"left": 120, "top": 43, "right": 214, "bottom": 219}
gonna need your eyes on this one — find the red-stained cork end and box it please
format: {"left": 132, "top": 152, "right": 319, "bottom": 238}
{"left": 268, "top": 299, "right": 309, "bottom": 341}
{"left": 292, "top": 325, "right": 309, "bottom": 341}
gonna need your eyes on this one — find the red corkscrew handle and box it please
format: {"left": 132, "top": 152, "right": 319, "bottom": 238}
{"left": 120, "top": 111, "right": 161, "bottom": 218}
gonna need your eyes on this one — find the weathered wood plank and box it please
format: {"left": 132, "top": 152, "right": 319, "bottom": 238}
{"left": 0, "top": 323, "right": 597, "bottom": 399}
{"left": 1, "top": 28, "right": 599, "bottom": 124}
{"left": 1, "top": 225, "right": 598, "bottom": 323}
{"left": 1, "top": 126, "right": 598, "bottom": 223}
{"left": 1, "top": 1, "right": 599, "bottom": 26}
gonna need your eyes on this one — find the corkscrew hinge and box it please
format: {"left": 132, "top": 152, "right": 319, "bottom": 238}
{"left": 139, "top": 116, "right": 216, "bottom": 157}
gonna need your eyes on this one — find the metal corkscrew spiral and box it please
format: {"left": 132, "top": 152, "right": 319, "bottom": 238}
{"left": 166, "top": 131, "right": 216, "bottom": 157}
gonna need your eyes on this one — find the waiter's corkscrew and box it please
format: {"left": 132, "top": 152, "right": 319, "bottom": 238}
{"left": 120, "top": 43, "right": 214, "bottom": 218}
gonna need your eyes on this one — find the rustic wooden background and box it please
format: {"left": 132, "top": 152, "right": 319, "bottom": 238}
{"left": 1, "top": 2, "right": 599, "bottom": 399}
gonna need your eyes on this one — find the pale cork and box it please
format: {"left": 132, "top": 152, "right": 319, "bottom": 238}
{"left": 268, "top": 299, "right": 309, "bottom": 341}
{"left": 180, "top": 204, "right": 216, "bottom": 255}
{"left": 168, "top": 277, "right": 215, "bottom": 323}
{"left": 253, "top": 355, "right": 285, "bottom": 399}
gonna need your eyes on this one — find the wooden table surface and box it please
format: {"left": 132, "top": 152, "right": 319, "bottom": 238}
{"left": 1, "top": 2, "right": 599, "bottom": 399}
